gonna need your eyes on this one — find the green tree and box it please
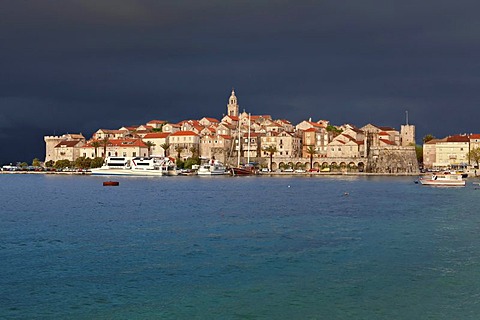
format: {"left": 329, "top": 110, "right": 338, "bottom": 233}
{"left": 468, "top": 147, "right": 480, "bottom": 168}
{"left": 422, "top": 134, "right": 435, "bottom": 143}
{"left": 45, "top": 160, "right": 55, "bottom": 168}
{"left": 184, "top": 157, "right": 200, "bottom": 169}
{"left": 74, "top": 157, "right": 92, "bottom": 169}
{"left": 91, "top": 157, "right": 104, "bottom": 168}
{"left": 263, "top": 145, "right": 277, "bottom": 171}
{"left": 160, "top": 142, "right": 170, "bottom": 157}
{"left": 326, "top": 125, "right": 343, "bottom": 137}
{"left": 415, "top": 145, "right": 423, "bottom": 164}
{"left": 91, "top": 140, "right": 101, "bottom": 158}
{"left": 32, "top": 158, "right": 41, "bottom": 167}
{"left": 101, "top": 136, "right": 110, "bottom": 158}
{"left": 174, "top": 145, "right": 184, "bottom": 160}
{"left": 305, "top": 145, "right": 316, "bottom": 169}
{"left": 176, "top": 158, "right": 184, "bottom": 169}
{"left": 189, "top": 146, "right": 199, "bottom": 158}
{"left": 54, "top": 159, "right": 71, "bottom": 170}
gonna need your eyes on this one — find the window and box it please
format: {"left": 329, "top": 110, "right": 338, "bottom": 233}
{"left": 133, "top": 152, "right": 136, "bottom": 157}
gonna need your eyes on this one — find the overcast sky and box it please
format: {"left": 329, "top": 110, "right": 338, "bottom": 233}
{"left": 1, "top": 0, "right": 479, "bottom": 164}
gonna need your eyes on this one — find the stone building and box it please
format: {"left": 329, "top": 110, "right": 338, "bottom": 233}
{"left": 44, "top": 134, "right": 85, "bottom": 163}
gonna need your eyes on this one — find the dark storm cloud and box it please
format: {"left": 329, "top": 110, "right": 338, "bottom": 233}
{"left": 1, "top": 0, "right": 480, "bottom": 163}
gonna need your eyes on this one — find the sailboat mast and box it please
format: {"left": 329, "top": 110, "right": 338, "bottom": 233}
{"left": 247, "top": 113, "right": 251, "bottom": 164}
{"left": 237, "top": 117, "right": 241, "bottom": 167}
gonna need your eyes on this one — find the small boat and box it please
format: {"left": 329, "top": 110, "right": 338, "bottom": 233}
{"left": 230, "top": 163, "right": 258, "bottom": 176}
{"left": 197, "top": 157, "right": 227, "bottom": 175}
{"left": 419, "top": 173, "right": 466, "bottom": 187}
{"left": 103, "top": 181, "right": 119, "bottom": 186}
{"left": 179, "top": 169, "right": 197, "bottom": 176}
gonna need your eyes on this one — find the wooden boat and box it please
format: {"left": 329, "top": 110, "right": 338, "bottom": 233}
{"left": 230, "top": 163, "right": 258, "bottom": 176}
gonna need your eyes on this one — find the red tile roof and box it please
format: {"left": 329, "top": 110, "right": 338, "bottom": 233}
{"left": 379, "top": 139, "right": 396, "bottom": 145}
{"left": 447, "top": 135, "right": 470, "bottom": 142}
{"left": 55, "top": 140, "right": 82, "bottom": 148}
{"left": 143, "top": 133, "right": 170, "bottom": 139}
{"left": 170, "top": 130, "right": 199, "bottom": 137}
{"left": 203, "top": 117, "right": 219, "bottom": 122}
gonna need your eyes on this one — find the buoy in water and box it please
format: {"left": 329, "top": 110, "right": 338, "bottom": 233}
{"left": 103, "top": 181, "right": 119, "bottom": 186}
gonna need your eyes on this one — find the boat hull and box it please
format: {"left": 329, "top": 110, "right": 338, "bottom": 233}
{"left": 230, "top": 167, "right": 256, "bottom": 176}
{"left": 91, "top": 169, "right": 163, "bottom": 176}
{"left": 197, "top": 170, "right": 226, "bottom": 175}
{"left": 419, "top": 180, "right": 465, "bottom": 186}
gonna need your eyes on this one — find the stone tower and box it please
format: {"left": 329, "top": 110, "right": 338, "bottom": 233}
{"left": 401, "top": 124, "right": 416, "bottom": 146}
{"left": 400, "top": 111, "right": 415, "bottom": 146}
{"left": 227, "top": 89, "right": 239, "bottom": 117}
{"left": 44, "top": 135, "right": 67, "bottom": 163}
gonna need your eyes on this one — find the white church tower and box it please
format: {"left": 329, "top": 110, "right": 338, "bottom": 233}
{"left": 227, "top": 89, "right": 239, "bottom": 117}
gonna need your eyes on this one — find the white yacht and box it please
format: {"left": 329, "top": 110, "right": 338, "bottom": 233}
{"left": 91, "top": 157, "right": 132, "bottom": 175}
{"left": 91, "top": 156, "right": 174, "bottom": 176}
{"left": 197, "top": 158, "right": 227, "bottom": 175}
{"left": 419, "top": 173, "right": 466, "bottom": 187}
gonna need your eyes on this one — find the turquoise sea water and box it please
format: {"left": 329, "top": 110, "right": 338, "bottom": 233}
{"left": 1, "top": 174, "right": 480, "bottom": 319}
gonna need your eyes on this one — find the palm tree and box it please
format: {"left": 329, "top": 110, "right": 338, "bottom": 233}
{"left": 189, "top": 145, "right": 199, "bottom": 159}
{"left": 101, "top": 136, "right": 110, "bottom": 158}
{"left": 144, "top": 141, "right": 155, "bottom": 156}
{"left": 468, "top": 147, "right": 480, "bottom": 168}
{"left": 91, "top": 140, "right": 101, "bottom": 158}
{"left": 305, "top": 145, "right": 316, "bottom": 170}
{"left": 160, "top": 142, "right": 170, "bottom": 157}
{"left": 174, "top": 145, "right": 184, "bottom": 160}
{"left": 263, "top": 145, "right": 277, "bottom": 171}
{"left": 422, "top": 134, "right": 435, "bottom": 143}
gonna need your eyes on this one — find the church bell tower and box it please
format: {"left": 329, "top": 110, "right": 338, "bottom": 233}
{"left": 227, "top": 89, "right": 239, "bottom": 117}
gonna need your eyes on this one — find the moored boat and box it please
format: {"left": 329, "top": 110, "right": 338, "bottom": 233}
{"left": 103, "top": 181, "right": 119, "bottom": 186}
{"left": 419, "top": 173, "right": 466, "bottom": 187}
{"left": 91, "top": 156, "right": 174, "bottom": 176}
{"left": 230, "top": 163, "right": 258, "bottom": 176}
{"left": 197, "top": 157, "right": 227, "bottom": 175}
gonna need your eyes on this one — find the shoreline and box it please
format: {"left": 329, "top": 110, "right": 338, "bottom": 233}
{"left": 1, "top": 170, "right": 425, "bottom": 177}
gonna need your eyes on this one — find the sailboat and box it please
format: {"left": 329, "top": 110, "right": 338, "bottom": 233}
{"left": 230, "top": 113, "right": 258, "bottom": 176}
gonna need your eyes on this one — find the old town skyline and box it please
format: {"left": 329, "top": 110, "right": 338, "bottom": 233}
{"left": 2, "top": 1, "right": 480, "bottom": 164}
